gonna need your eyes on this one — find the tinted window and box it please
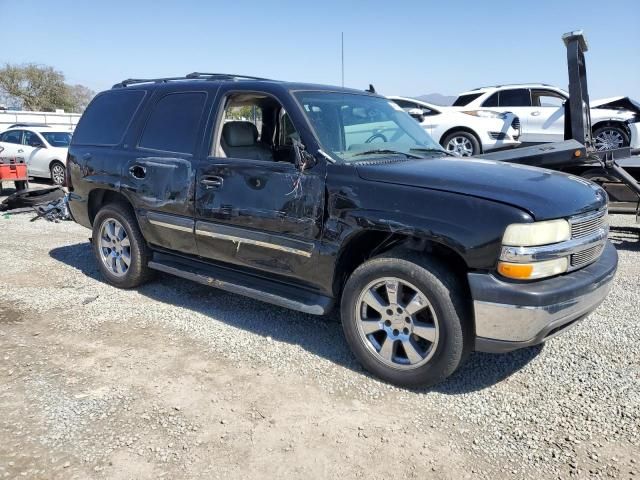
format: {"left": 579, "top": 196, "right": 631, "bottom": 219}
{"left": 498, "top": 89, "right": 531, "bottom": 107}
{"left": 532, "top": 90, "right": 566, "bottom": 108}
{"left": 0, "top": 130, "right": 22, "bottom": 144}
{"left": 139, "top": 92, "right": 206, "bottom": 154}
{"left": 72, "top": 90, "right": 145, "bottom": 146}
{"left": 41, "top": 132, "right": 72, "bottom": 147}
{"left": 392, "top": 99, "right": 418, "bottom": 109}
{"left": 482, "top": 92, "right": 499, "bottom": 107}
{"left": 452, "top": 93, "right": 483, "bottom": 106}
{"left": 23, "top": 131, "right": 42, "bottom": 146}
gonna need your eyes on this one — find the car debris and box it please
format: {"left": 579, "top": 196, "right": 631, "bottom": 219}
{"left": 31, "top": 195, "right": 71, "bottom": 222}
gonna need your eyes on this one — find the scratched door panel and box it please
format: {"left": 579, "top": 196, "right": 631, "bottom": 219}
{"left": 194, "top": 157, "right": 325, "bottom": 280}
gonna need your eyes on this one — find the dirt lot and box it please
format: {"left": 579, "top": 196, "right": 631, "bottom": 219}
{"left": 0, "top": 184, "right": 639, "bottom": 479}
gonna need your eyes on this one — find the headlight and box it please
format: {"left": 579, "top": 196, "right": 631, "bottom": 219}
{"left": 502, "top": 219, "right": 570, "bottom": 246}
{"left": 462, "top": 110, "right": 507, "bottom": 119}
{"left": 498, "top": 257, "right": 568, "bottom": 280}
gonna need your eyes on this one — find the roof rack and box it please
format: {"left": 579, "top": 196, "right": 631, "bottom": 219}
{"left": 468, "top": 83, "right": 554, "bottom": 91}
{"left": 112, "top": 72, "right": 273, "bottom": 88}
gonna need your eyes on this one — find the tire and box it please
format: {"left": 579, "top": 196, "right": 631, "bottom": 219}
{"left": 1, "top": 187, "right": 64, "bottom": 210}
{"left": 50, "top": 161, "right": 66, "bottom": 186}
{"left": 340, "top": 251, "right": 471, "bottom": 387}
{"left": 92, "top": 202, "right": 153, "bottom": 289}
{"left": 593, "top": 125, "right": 629, "bottom": 151}
{"left": 441, "top": 131, "right": 481, "bottom": 157}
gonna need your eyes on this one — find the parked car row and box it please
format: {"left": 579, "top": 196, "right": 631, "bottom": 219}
{"left": 389, "top": 83, "right": 640, "bottom": 156}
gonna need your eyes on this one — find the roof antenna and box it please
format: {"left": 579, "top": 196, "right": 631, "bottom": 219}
{"left": 366, "top": 84, "right": 376, "bottom": 94}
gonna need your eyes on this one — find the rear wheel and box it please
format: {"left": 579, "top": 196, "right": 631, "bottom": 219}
{"left": 50, "top": 161, "right": 66, "bottom": 186}
{"left": 340, "top": 252, "right": 471, "bottom": 387}
{"left": 92, "top": 203, "right": 153, "bottom": 288}
{"left": 593, "top": 125, "right": 629, "bottom": 151}
{"left": 442, "top": 131, "right": 480, "bottom": 157}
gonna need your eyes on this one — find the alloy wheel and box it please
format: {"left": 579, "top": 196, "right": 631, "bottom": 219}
{"left": 446, "top": 136, "right": 473, "bottom": 156}
{"left": 594, "top": 129, "right": 624, "bottom": 151}
{"left": 355, "top": 277, "right": 439, "bottom": 370}
{"left": 99, "top": 218, "right": 131, "bottom": 277}
{"left": 51, "top": 164, "right": 65, "bottom": 185}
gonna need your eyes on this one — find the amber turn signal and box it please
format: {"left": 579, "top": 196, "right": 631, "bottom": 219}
{"left": 497, "top": 262, "right": 534, "bottom": 279}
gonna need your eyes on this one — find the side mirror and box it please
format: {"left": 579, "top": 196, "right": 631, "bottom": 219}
{"left": 30, "top": 140, "right": 45, "bottom": 148}
{"left": 407, "top": 108, "right": 425, "bottom": 122}
{"left": 292, "top": 139, "right": 317, "bottom": 170}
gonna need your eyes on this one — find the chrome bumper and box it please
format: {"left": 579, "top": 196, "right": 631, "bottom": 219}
{"left": 471, "top": 241, "right": 617, "bottom": 353}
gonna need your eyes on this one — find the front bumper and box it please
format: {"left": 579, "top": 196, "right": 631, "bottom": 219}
{"left": 470, "top": 241, "right": 618, "bottom": 353}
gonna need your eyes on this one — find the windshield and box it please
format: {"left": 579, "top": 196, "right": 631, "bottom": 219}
{"left": 41, "top": 132, "right": 72, "bottom": 147}
{"left": 294, "top": 91, "right": 445, "bottom": 163}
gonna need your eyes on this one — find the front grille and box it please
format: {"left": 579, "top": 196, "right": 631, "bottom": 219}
{"left": 489, "top": 132, "right": 508, "bottom": 140}
{"left": 570, "top": 209, "right": 608, "bottom": 239}
{"left": 571, "top": 243, "right": 604, "bottom": 268}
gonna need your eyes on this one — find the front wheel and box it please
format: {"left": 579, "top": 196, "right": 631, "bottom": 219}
{"left": 442, "top": 131, "right": 480, "bottom": 157}
{"left": 92, "top": 203, "right": 153, "bottom": 289}
{"left": 340, "top": 252, "right": 471, "bottom": 387}
{"left": 593, "top": 126, "right": 629, "bottom": 151}
{"left": 50, "top": 161, "right": 66, "bottom": 186}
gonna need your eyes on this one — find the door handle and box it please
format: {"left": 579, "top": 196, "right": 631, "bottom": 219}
{"left": 531, "top": 111, "right": 541, "bottom": 116}
{"left": 129, "top": 165, "right": 147, "bottom": 179}
{"left": 201, "top": 176, "right": 223, "bottom": 189}
{"left": 17, "top": 149, "right": 24, "bottom": 153}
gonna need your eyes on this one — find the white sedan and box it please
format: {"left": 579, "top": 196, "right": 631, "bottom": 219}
{"left": 388, "top": 96, "right": 521, "bottom": 156}
{"left": 0, "top": 125, "right": 71, "bottom": 185}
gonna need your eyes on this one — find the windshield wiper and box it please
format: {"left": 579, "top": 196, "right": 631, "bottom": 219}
{"left": 409, "top": 147, "right": 455, "bottom": 157}
{"left": 352, "top": 149, "right": 422, "bottom": 159}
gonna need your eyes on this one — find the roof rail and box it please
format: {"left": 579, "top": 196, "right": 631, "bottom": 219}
{"left": 469, "top": 83, "right": 553, "bottom": 91}
{"left": 112, "top": 72, "right": 273, "bottom": 88}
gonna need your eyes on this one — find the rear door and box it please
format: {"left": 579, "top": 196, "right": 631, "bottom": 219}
{"left": 0, "top": 130, "right": 24, "bottom": 159}
{"left": 121, "top": 87, "right": 214, "bottom": 256}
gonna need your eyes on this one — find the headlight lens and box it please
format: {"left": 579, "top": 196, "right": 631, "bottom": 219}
{"left": 502, "top": 219, "right": 571, "bottom": 246}
{"left": 498, "top": 257, "right": 569, "bottom": 280}
{"left": 462, "top": 110, "right": 507, "bottom": 119}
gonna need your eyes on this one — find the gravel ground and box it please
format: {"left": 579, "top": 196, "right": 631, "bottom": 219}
{"left": 0, "top": 187, "right": 638, "bottom": 479}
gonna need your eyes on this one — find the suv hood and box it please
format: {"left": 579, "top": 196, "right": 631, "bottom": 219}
{"left": 591, "top": 96, "right": 640, "bottom": 114}
{"left": 356, "top": 157, "right": 606, "bottom": 221}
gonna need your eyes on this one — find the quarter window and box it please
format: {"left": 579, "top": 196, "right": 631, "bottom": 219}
{"left": 139, "top": 92, "right": 207, "bottom": 154}
{"left": 72, "top": 90, "right": 146, "bottom": 146}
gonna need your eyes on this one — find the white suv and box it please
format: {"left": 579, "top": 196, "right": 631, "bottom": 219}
{"left": 453, "top": 84, "right": 640, "bottom": 151}
{"left": 389, "top": 96, "right": 521, "bottom": 156}
{"left": 0, "top": 125, "right": 71, "bottom": 185}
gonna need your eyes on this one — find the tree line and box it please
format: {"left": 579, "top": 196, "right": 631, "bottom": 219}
{"left": 0, "top": 63, "right": 95, "bottom": 113}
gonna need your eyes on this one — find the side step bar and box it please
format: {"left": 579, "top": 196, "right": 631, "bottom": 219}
{"left": 148, "top": 252, "right": 333, "bottom": 315}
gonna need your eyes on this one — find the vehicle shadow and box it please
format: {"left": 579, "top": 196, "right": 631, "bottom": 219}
{"left": 49, "top": 242, "right": 541, "bottom": 394}
{"left": 609, "top": 226, "right": 640, "bottom": 252}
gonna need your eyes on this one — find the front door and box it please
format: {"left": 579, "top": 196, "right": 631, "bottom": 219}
{"left": 22, "top": 130, "right": 49, "bottom": 177}
{"left": 194, "top": 88, "right": 325, "bottom": 283}
{"left": 528, "top": 89, "right": 567, "bottom": 143}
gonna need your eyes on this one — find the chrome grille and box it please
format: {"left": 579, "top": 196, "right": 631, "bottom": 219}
{"left": 571, "top": 244, "right": 604, "bottom": 268}
{"left": 570, "top": 209, "right": 608, "bottom": 239}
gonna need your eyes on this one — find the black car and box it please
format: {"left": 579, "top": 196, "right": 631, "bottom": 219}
{"left": 66, "top": 73, "right": 617, "bottom": 387}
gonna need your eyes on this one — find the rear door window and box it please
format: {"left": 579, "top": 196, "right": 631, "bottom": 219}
{"left": 138, "top": 92, "right": 207, "bottom": 154}
{"left": 0, "top": 130, "right": 23, "bottom": 144}
{"left": 498, "top": 89, "right": 532, "bottom": 107}
{"left": 72, "top": 90, "right": 146, "bottom": 146}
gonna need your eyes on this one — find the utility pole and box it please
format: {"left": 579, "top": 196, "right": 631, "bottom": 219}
{"left": 341, "top": 32, "right": 344, "bottom": 88}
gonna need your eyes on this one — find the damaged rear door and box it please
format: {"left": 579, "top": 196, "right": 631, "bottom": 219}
{"left": 121, "top": 88, "right": 213, "bottom": 255}
{"left": 194, "top": 86, "right": 325, "bottom": 282}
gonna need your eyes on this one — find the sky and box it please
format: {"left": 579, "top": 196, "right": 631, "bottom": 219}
{"left": 1, "top": 0, "right": 638, "bottom": 101}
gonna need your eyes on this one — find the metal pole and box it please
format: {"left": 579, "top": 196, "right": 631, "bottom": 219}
{"left": 341, "top": 32, "right": 344, "bottom": 88}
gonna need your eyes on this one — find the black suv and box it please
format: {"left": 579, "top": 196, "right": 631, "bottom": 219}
{"left": 66, "top": 73, "right": 617, "bottom": 387}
